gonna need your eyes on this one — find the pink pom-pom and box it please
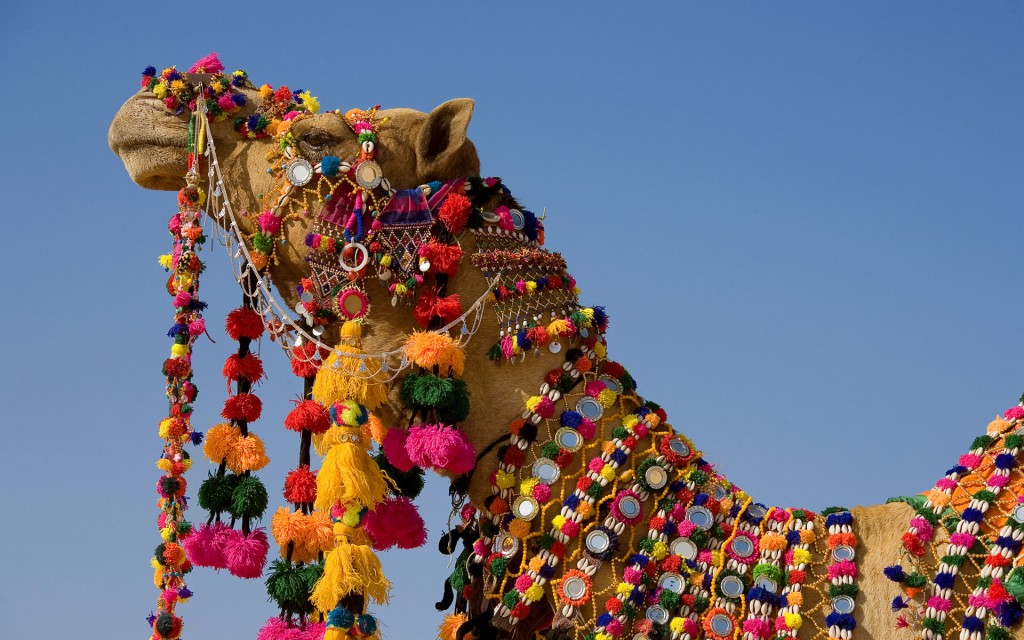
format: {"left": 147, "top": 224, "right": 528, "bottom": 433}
{"left": 935, "top": 477, "right": 958, "bottom": 491}
{"left": 259, "top": 211, "right": 282, "bottom": 235}
{"left": 183, "top": 522, "right": 230, "bottom": 569}
{"left": 223, "top": 528, "right": 269, "bottom": 579}
{"left": 515, "top": 574, "right": 533, "bottom": 591}
{"left": 622, "top": 566, "right": 643, "bottom": 584}
{"left": 1005, "top": 406, "right": 1024, "bottom": 421}
{"left": 533, "top": 483, "right": 551, "bottom": 502}
{"left": 588, "top": 457, "right": 605, "bottom": 473}
{"left": 743, "top": 618, "right": 771, "bottom": 639}
{"left": 383, "top": 428, "right": 415, "bottom": 472}
{"left": 927, "top": 596, "right": 952, "bottom": 611}
{"left": 162, "top": 588, "right": 178, "bottom": 606}
{"left": 256, "top": 617, "right": 309, "bottom": 640}
{"left": 363, "top": 496, "right": 428, "bottom": 550}
{"left": 188, "top": 52, "right": 225, "bottom": 74}
{"left": 605, "top": 619, "right": 623, "bottom": 636}
{"left": 168, "top": 214, "right": 182, "bottom": 235}
{"left": 218, "top": 94, "right": 235, "bottom": 111}
{"left": 949, "top": 532, "right": 976, "bottom": 547}
{"left": 188, "top": 318, "right": 206, "bottom": 336}
{"left": 989, "top": 474, "right": 1011, "bottom": 488}
{"left": 684, "top": 619, "right": 699, "bottom": 637}
{"left": 299, "top": 622, "right": 326, "bottom": 640}
{"left": 578, "top": 419, "right": 596, "bottom": 439}
{"left": 585, "top": 381, "right": 607, "bottom": 398}
{"left": 173, "top": 291, "right": 192, "bottom": 307}
{"left": 405, "top": 425, "right": 475, "bottom": 474}
{"left": 960, "top": 453, "right": 983, "bottom": 469}
{"left": 495, "top": 206, "right": 514, "bottom": 231}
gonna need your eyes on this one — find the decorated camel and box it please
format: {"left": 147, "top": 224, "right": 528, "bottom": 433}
{"left": 109, "top": 57, "right": 1024, "bottom": 640}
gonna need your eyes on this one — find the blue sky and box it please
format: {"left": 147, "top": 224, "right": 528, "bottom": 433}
{"left": 1, "top": 2, "right": 1022, "bottom": 639}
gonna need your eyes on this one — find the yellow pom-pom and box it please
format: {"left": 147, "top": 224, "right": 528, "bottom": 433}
{"left": 669, "top": 618, "right": 686, "bottom": 633}
{"left": 524, "top": 584, "right": 545, "bottom": 602}
{"left": 153, "top": 82, "right": 168, "bottom": 99}
{"left": 157, "top": 254, "right": 173, "bottom": 269}
{"left": 792, "top": 548, "right": 811, "bottom": 565}
{"left": 170, "top": 344, "right": 189, "bottom": 357}
{"left": 496, "top": 470, "right": 515, "bottom": 490}
{"left": 156, "top": 459, "right": 172, "bottom": 472}
{"left": 547, "top": 318, "right": 572, "bottom": 336}
{"left": 526, "top": 396, "right": 545, "bottom": 412}
{"left": 621, "top": 415, "right": 639, "bottom": 429}
{"left": 525, "top": 281, "right": 537, "bottom": 294}
{"left": 160, "top": 526, "right": 173, "bottom": 541}
{"left": 380, "top": 254, "right": 393, "bottom": 267}
{"left": 600, "top": 465, "right": 616, "bottom": 482}
{"left": 593, "top": 342, "right": 607, "bottom": 358}
{"left": 597, "top": 389, "right": 617, "bottom": 408}
{"left": 300, "top": 92, "right": 320, "bottom": 114}
{"left": 711, "top": 550, "right": 723, "bottom": 566}
{"left": 552, "top": 514, "right": 567, "bottom": 530}
{"left": 784, "top": 612, "right": 802, "bottom": 630}
{"left": 259, "top": 84, "right": 273, "bottom": 98}
{"left": 651, "top": 540, "right": 669, "bottom": 560}
{"left": 616, "top": 582, "right": 633, "bottom": 596}
{"left": 315, "top": 438, "right": 388, "bottom": 511}
{"left": 520, "top": 478, "right": 539, "bottom": 495}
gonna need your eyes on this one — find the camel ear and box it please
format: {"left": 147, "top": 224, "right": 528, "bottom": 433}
{"left": 416, "top": 98, "right": 475, "bottom": 177}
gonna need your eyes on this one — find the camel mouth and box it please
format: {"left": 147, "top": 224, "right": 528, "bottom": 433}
{"left": 109, "top": 94, "right": 192, "bottom": 190}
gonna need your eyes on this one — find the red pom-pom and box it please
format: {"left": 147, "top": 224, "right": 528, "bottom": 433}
{"left": 223, "top": 353, "right": 265, "bottom": 382}
{"left": 284, "top": 465, "right": 318, "bottom": 504}
{"left": 163, "top": 357, "right": 192, "bottom": 378}
{"left": 413, "top": 292, "right": 463, "bottom": 329}
{"left": 363, "top": 496, "right": 428, "bottom": 550}
{"left": 222, "top": 393, "right": 263, "bottom": 422}
{"left": 290, "top": 342, "right": 327, "bottom": 378}
{"left": 602, "top": 361, "right": 625, "bottom": 378}
{"left": 438, "top": 192, "right": 472, "bottom": 233}
{"left": 284, "top": 400, "right": 330, "bottom": 434}
{"left": 418, "top": 242, "right": 463, "bottom": 277}
{"left": 226, "top": 307, "right": 265, "bottom": 341}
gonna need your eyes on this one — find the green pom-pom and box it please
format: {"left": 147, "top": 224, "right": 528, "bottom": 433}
{"left": 1005, "top": 434, "right": 1023, "bottom": 450}
{"left": 620, "top": 602, "right": 637, "bottom": 620}
{"left": 230, "top": 476, "right": 268, "bottom": 520}
{"left": 487, "top": 344, "right": 502, "bottom": 361}
{"left": 974, "top": 489, "right": 997, "bottom": 504}
{"left": 252, "top": 233, "right": 273, "bottom": 252}
{"left": 449, "top": 557, "right": 468, "bottom": 591}
{"left": 198, "top": 472, "right": 239, "bottom": 514}
{"left": 438, "top": 379, "right": 471, "bottom": 423}
{"left": 922, "top": 617, "right": 945, "bottom": 634}
{"left": 619, "top": 371, "right": 636, "bottom": 391}
{"left": 490, "top": 557, "right": 508, "bottom": 578}
{"left": 502, "top": 589, "right": 520, "bottom": 608}
{"left": 820, "top": 506, "right": 849, "bottom": 516}
{"left": 988, "top": 627, "right": 1010, "bottom": 640}
{"left": 710, "top": 524, "right": 725, "bottom": 539}
{"left": 155, "top": 612, "right": 176, "bottom": 636}
{"left": 829, "top": 583, "right": 859, "bottom": 597}
{"left": 753, "top": 563, "right": 783, "bottom": 583}
{"left": 915, "top": 506, "right": 941, "bottom": 526}
{"left": 612, "top": 426, "right": 629, "bottom": 440}
{"left": 481, "top": 520, "right": 498, "bottom": 537}
{"left": 659, "top": 589, "right": 681, "bottom": 609}
{"left": 586, "top": 481, "right": 605, "bottom": 499}
{"left": 978, "top": 576, "right": 993, "bottom": 590}
{"left": 658, "top": 497, "right": 676, "bottom": 512}
{"left": 971, "top": 435, "right": 994, "bottom": 451}
{"left": 538, "top": 533, "right": 555, "bottom": 549}
{"left": 688, "top": 469, "right": 707, "bottom": 485}
{"left": 373, "top": 452, "right": 425, "bottom": 499}
{"left": 154, "top": 542, "right": 167, "bottom": 566}
{"left": 541, "top": 442, "right": 560, "bottom": 459}
{"left": 690, "top": 529, "right": 708, "bottom": 547}
{"left": 639, "top": 537, "right": 656, "bottom": 553}
{"left": 301, "top": 562, "right": 324, "bottom": 591}
{"left": 940, "top": 554, "right": 966, "bottom": 567}
{"left": 693, "top": 595, "right": 710, "bottom": 613}
{"left": 266, "top": 559, "right": 315, "bottom": 615}
{"left": 904, "top": 572, "right": 928, "bottom": 588}
{"left": 556, "top": 373, "right": 576, "bottom": 393}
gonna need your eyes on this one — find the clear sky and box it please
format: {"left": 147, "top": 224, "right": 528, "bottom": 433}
{"left": 1, "top": 2, "right": 1021, "bottom": 639}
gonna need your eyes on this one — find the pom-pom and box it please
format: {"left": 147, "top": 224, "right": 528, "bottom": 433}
{"left": 223, "top": 527, "right": 269, "bottom": 579}
{"left": 363, "top": 496, "right": 428, "bottom": 550}
{"left": 188, "top": 52, "right": 225, "bottom": 74}
{"left": 418, "top": 242, "right": 463, "bottom": 276}
{"left": 225, "top": 433, "right": 270, "bottom": 474}
{"left": 226, "top": 307, "right": 265, "bottom": 340}
{"left": 230, "top": 475, "right": 269, "bottom": 520}
{"left": 291, "top": 342, "right": 327, "bottom": 378}
{"left": 183, "top": 522, "right": 232, "bottom": 569}
{"left": 413, "top": 292, "right": 463, "bottom": 329}
{"left": 284, "top": 465, "right": 318, "bottom": 504}
{"left": 203, "top": 423, "right": 239, "bottom": 463}
{"left": 404, "top": 332, "right": 466, "bottom": 377}
{"left": 405, "top": 424, "right": 476, "bottom": 475}
{"left": 383, "top": 428, "right": 415, "bottom": 472}
{"left": 256, "top": 617, "right": 308, "bottom": 640}
{"left": 321, "top": 156, "right": 342, "bottom": 178}
{"left": 284, "top": 400, "right": 331, "bottom": 434}
{"left": 223, "top": 353, "right": 265, "bottom": 382}
{"left": 198, "top": 471, "right": 240, "bottom": 514}
{"left": 439, "top": 192, "right": 472, "bottom": 233}
{"left": 222, "top": 393, "right": 263, "bottom": 422}
{"left": 439, "top": 613, "right": 469, "bottom": 640}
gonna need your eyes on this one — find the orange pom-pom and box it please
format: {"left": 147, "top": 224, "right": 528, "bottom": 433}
{"left": 225, "top": 433, "right": 270, "bottom": 473}
{"left": 404, "top": 332, "right": 465, "bottom": 377}
{"left": 203, "top": 423, "right": 239, "bottom": 463}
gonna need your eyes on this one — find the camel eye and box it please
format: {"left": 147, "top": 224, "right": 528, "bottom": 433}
{"left": 298, "top": 129, "right": 336, "bottom": 160}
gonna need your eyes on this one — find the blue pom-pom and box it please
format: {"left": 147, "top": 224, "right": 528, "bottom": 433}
{"left": 247, "top": 114, "right": 260, "bottom": 130}
{"left": 995, "top": 453, "right": 1016, "bottom": 469}
{"left": 962, "top": 507, "right": 984, "bottom": 523}
{"left": 321, "top": 155, "right": 342, "bottom": 178}
{"left": 997, "top": 601, "right": 1024, "bottom": 627}
{"left": 539, "top": 563, "right": 556, "bottom": 579}
{"left": 629, "top": 587, "right": 645, "bottom": 606}
{"left": 597, "top": 613, "right": 614, "bottom": 627}
{"left": 634, "top": 406, "right": 651, "bottom": 418}
{"left": 517, "top": 330, "right": 531, "bottom": 351}
{"left": 669, "top": 480, "right": 686, "bottom": 493}
{"left": 357, "top": 615, "right": 377, "bottom": 635}
{"left": 694, "top": 494, "right": 709, "bottom": 506}
{"left": 167, "top": 323, "right": 188, "bottom": 337}
{"left": 328, "top": 605, "right": 355, "bottom": 628}
{"left": 997, "top": 536, "right": 1022, "bottom": 552}
{"left": 934, "top": 571, "right": 955, "bottom": 589}
{"left": 663, "top": 521, "right": 677, "bottom": 536}
{"left": 178, "top": 587, "right": 193, "bottom": 599}
{"left": 592, "top": 306, "right": 608, "bottom": 327}
{"left": 610, "top": 450, "right": 627, "bottom": 464}
{"left": 560, "top": 411, "right": 583, "bottom": 428}
{"left": 522, "top": 210, "right": 538, "bottom": 241}
{"left": 884, "top": 565, "right": 906, "bottom": 582}
{"left": 962, "top": 616, "right": 984, "bottom": 632}
{"left": 231, "top": 93, "right": 246, "bottom": 106}
{"left": 701, "top": 573, "right": 713, "bottom": 590}
{"left": 826, "top": 511, "right": 853, "bottom": 527}
{"left": 189, "top": 300, "right": 208, "bottom": 312}
{"left": 787, "top": 530, "right": 803, "bottom": 545}
{"left": 946, "top": 465, "right": 968, "bottom": 475}
{"left": 564, "top": 494, "right": 580, "bottom": 509}
{"left": 628, "top": 554, "right": 649, "bottom": 567}
{"left": 825, "top": 613, "right": 856, "bottom": 630}
{"left": 143, "top": 66, "right": 157, "bottom": 77}
{"left": 167, "top": 70, "right": 181, "bottom": 81}
{"left": 891, "top": 596, "right": 908, "bottom": 611}
{"left": 535, "top": 277, "right": 547, "bottom": 290}
{"left": 146, "top": 612, "right": 157, "bottom": 626}
{"left": 231, "top": 75, "right": 245, "bottom": 87}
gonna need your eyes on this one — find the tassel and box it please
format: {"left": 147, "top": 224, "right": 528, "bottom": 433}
{"left": 314, "top": 430, "right": 389, "bottom": 511}
{"left": 313, "top": 321, "right": 388, "bottom": 409}
{"left": 439, "top": 613, "right": 469, "bottom": 640}
{"left": 311, "top": 529, "right": 390, "bottom": 612}
{"left": 405, "top": 332, "right": 465, "bottom": 377}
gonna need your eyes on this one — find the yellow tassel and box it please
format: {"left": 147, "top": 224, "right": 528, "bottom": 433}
{"left": 313, "top": 322, "right": 388, "bottom": 409}
{"left": 314, "top": 433, "right": 389, "bottom": 512}
{"left": 311, "top": 535, "right": 390, "bottom": 612}
{"left": 439, "top": 612, "right": 469, "bottom": 640}
{"left": 404, "top": 332, "right": 465, "bottom": 377}
{"left": 324, "top": 629, "right": 349, "bottom": 640}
